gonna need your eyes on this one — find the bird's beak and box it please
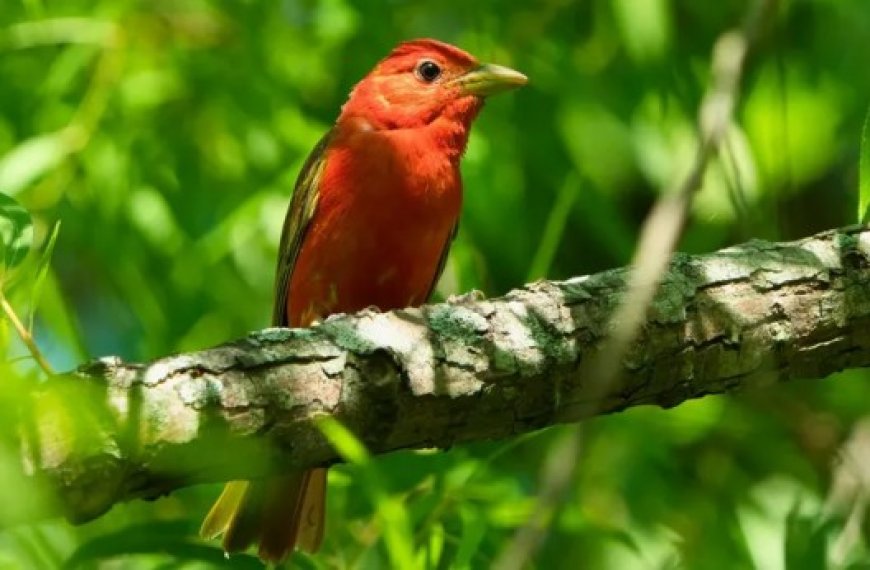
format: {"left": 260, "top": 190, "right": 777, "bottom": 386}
{"left": 452, "top": 63, "right": 528, "bottom": 97}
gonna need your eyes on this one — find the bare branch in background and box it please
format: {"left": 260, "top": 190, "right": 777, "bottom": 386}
{"left": 498, "top": 0, "right": 779, "bottom": 565}
{"left": 492, "top": 428, "right": 584, "bottom": 570}
{"left": 589, "top": 0, "right": 778, "bottom": 409}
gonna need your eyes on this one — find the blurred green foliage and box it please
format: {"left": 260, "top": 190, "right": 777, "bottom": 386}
{"left": 2, "top": 0, "right": 870, "bottom": 568}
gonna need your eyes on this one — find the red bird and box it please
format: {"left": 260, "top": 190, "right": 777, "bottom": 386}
{"left": 200, "top": 38, "right": 526, "bottom": 563}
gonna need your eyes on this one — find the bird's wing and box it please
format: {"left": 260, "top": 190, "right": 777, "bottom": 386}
{"left": 272, "top": 131, "right": 333, "bottom": 327}
{"left": 424, "top": 221, "right": 459, "bottom": 302}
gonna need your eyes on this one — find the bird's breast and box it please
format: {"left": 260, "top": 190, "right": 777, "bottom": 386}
{"left": 287, "top": 129, "right": 462, "bottom": 326}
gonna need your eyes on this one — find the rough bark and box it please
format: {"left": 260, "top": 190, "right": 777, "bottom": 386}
{"left": 10, "top": 225, "right": 870, "bottom": 526}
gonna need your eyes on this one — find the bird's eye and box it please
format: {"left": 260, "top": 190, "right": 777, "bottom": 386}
{"left": 416, "top": 60, "right": 442, "bottom": 83}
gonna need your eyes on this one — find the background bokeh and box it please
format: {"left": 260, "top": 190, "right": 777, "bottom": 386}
{"left": 2, "top": 0, "right": 870, "bottom": 568}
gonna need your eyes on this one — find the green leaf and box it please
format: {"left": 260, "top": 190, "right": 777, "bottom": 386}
{"left": 415, "top": 521, "right": 444, "bottom": 570}
{"left": 453, "top": 505, "right": 487, "bottom": 569}
{"left": 317, "top": 416, "right": 415, "bottom": 570}
{"left": 784, "top": 506, "right": 832, "bottom": 570}
{"left": 860, "top": 103, "right": 870, "bottom": 223}
{"left": 64, "top": 520, "right": 263, "bottom": 569}
{"left": 0, "top": 193, "right": 34, "bottom": 276}
{"left": 316, "top": 415, "right": 370, "bottom": 465}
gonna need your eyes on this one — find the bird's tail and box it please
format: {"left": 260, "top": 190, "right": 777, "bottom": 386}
{"left": 200, "top": 469, "right": 327, "bottom": 563}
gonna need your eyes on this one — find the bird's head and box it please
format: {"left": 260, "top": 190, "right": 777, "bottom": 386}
{"left": 338, "top": 39, "right": 527, "bottom": 133}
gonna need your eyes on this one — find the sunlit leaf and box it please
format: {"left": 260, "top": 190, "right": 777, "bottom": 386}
{"left": 859, "top": 104, "right": 870, "bottom": 223}
{"left": 415, "top": 521, "right": 444, "bottom": 569}
{"left": 316, "top": 415, "right": 370, "bottom": 466}
{"left": 744, "top": 66, "right": 844, "bottom": 193}
{"left": 0, "top": 18, "right": 115, "bottom": 50}
{"left": 612, "top": 0, "right": 672, "bottom": 63}
{"left": 0, "top": 130, "right": 80, "bottom": 197}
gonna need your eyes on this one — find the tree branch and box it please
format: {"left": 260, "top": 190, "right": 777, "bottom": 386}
{"left": 10, "top": 225, "right": 870, "bottom": 526}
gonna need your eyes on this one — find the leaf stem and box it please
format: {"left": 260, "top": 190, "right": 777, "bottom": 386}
{"left": 0, "top": 292, "right": 54, "bottom": 376}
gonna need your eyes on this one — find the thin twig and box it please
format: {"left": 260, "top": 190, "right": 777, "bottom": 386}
{"left": 0, "top": 292, "right": 54, "bottom": 376}
{"left": 492, "top": 427, "right": 584, "bottom": 570}
{"left": 588, "top": 9, "right": 768, "bottom": 397}
{"left": 493, "top": 1, "right": 778, "bottom": 567}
